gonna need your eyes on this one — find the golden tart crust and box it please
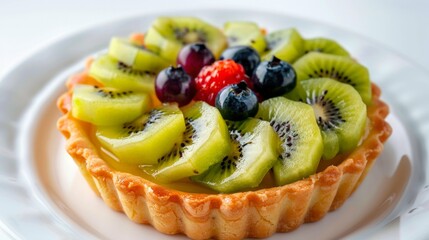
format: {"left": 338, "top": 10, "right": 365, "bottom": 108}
{"left": 57, "top": 76, "right": 391, "bottom": 239}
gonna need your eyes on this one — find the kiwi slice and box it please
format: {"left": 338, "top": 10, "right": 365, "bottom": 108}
{"left": 144, "top": 17, "right": 227, "bottom": 62}
{"left": 293, "top": 52, "right": 372, "bottom": 104}
{"left": 304, "top": 38, "right": 350, "bottom": 57}
{"left": 71, "top": 84, "right": 151, "bottom": 126}
{"left": 293, "top": 78, "right": 367, "bottom": 160}
{"left": 223, "top": 21, "right": 267, "bottom": 54}
{"left": 191, "top": 118, "right": 279, "bottom": 193}
{"left": 96, "top": 104, "right": 185, "bottom": 165}
{"left": 108, "top": 37, "right": 170, "bottom": 72}
{"left": 89, "top": 54, "right": 155, "bottom": 94}
{"left": 256, "top": 97, "right": 323, "bottom": 185}
{"left": 262, "top": 28, "right": 305, "bottom": 63}
{"left": 145, "top": 101, "right": 231, "bottom": 182}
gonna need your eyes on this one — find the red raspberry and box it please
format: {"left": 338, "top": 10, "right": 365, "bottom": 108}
{"left": 194, "top": 60, "right": 251, "bottom": 106}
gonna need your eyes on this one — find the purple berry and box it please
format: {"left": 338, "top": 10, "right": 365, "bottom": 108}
{"left": 177, "top": 43, "right": 215, "bottom": 78}
{"left": 155, "top": 66, "right": 196, "bottom": 106}
{"left": 215, "top": 81, "right": 259, "bottom": 121}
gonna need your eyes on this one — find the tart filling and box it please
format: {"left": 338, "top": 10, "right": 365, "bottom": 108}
{"left": 57, "top": 83, "right": 390, "bottom": 239}
{"left": 56, "top": 17, "right": 392, "bottom": 239}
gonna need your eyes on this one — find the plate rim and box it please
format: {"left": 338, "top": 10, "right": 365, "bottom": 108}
{"left": 0, "top": 8, "right": 427, "bottom": 239}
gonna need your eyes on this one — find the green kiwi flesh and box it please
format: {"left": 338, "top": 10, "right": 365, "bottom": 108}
{"left": 304, "top": 38, "right": 350, "bottom": 57}
{"left": 96, "top": 104, "right": 185, "bottom": 165}
{"left": 144, "top": 17, "right": 227, "bottom": 63}
{"left": 89, "top": 54, "right": 155, "bottom": 94}
{"left": 191, "top": 118, "right": 279, "bottom": 193}
{"left": 296, "top": 78, "right": 367, "bottom": 160}
{"left": 145, "top": 101, "right": 231, "bottom": 182}
{"left": 293, "top": 52, "right": 372, "bottom": 104}
{"left": 263, "top": 28, "right": 305, "bottom": 63}
{"left": 71, "top": 84, "right": 151, "bottom": 126}
{"left": 108, "top": 37, "right": 170, "bottom": 72}
{"left": 223, "top": 21, "right": 267, "bottom": 54}
{"left": 256, "top": 97, "right": 323, "bottom": 185}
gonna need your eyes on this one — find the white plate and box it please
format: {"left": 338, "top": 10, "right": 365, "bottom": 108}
{"left": 1, "top": 9, "right": 429, "bottom": 240}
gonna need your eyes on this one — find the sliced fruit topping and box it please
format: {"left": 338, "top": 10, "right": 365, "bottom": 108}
{"left": 71, "top": 84, "right": 150, "bottom": 126}
{"left": 220, "top": 46, "right": 261, "bottom": 77}
{"left": 192, "top": 118, "right": 279, "bottom": 193}
{"left": 223, "top": 21, "right": 267, "bottom": 54}
{"left": 256, "top": 97, "right": 323, "bottom": 185}
{"left": 293, "top": 52, "right": 372, "bottom": 104}
{"left": 155, "top": 66, "right": 196, "bottom": 106}
{"left": 129, "top": 33, "right": 145, "bottom": 46}
{"left": 176, "top": 43, "right": 215, "bottom": 78}
{"left": 215, "top": 81, "right": 258, "bottom": 121}
{"left": 66, "top": 71, "right": 102, "bottom": 90}
{"left": 263, "top": 28, "right": 305, "bottom": 63}
{"left": 251, "top": 56, "right": 297, "bottom": 99}
{"left": 194, "top": 59, "right": 250, "bottom": 106}
{"left": 144, "top": 17, "right": 227, "bottom": 63}
{"left": 108, "top": 37, "right": 170, "bottom": 72}
{"left": 89, "top": 54, "right": 155, "bottom": 94}
{"left": 304, "top": 37, "right": 350, "bottom": 57}
{"left": 292, "top": 78, "right": 367, "bottom": 160}
{"left": 95, "top": 104, "right": 185, "bottom": 165}
{"left": 145, "top": 101, "right": 231, "bottom": 182}
{"left": 143, "top": 27, "right": 176, "bottom": 63}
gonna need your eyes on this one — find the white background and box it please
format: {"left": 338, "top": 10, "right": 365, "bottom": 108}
{"left": 1, "top": 0, "right": 429, "bottom": 77}
{"left": 0, "top": 0, "right": 428, "bottom": 239}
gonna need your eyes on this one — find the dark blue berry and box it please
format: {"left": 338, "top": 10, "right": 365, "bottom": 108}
{"left": 215, "top": 81, "right": 258, "bottom": 121}
{"left": 220, "top": 46, "right": 260, "bottom": 77}
{"left": 155, "top": 66, "right": 196, "bottom": 106}
{"left": 251, "top": 56, "right": 296, "bottom": 99}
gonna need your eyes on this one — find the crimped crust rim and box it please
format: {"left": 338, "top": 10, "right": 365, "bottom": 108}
{"left": 57, "top": 80, "right": 391, "bottom": 240}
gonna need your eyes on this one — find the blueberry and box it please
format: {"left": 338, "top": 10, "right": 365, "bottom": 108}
{"left": 251, "top": 56, "right": 297, "bottom": 99}
{"left": 215, "top": 81, "right": 259, "bottom": 121}
{"left": 155, "top": 66, "right": 196, "bottom": 106}
{"left": 220, "top": 46, "right": 260, "bottom": 77}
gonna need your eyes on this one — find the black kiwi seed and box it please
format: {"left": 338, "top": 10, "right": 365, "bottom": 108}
{"left": 158, "top": 144, "right": 177, "bottom": 163}
{"left": 308, "top": 66, "right": 356, "bottom": 87}
{"left": 270, "top": 120, "right": 299, "bottom": 161}
{"left": 305, "top": 89, "right": 345, "bottom": 131}
{"left": 172, "top": 26, "right": 207, "bottom": 44}
{"left": 156, "top": 117, "right": 196, "bottom": 164}
{"left": 220, "top": 154, "right": 238, "bottom": 172}
{"left": 123, "top": 110, "right": 163, "bottom": 136}
{"left": 182, "top": 118, "right": 196, "bottom": 142}
{"left": 96, "top": 87, "right": 134, "bottom": 99}
{"left": 117, "top": 61, "right": 155, "bottom": 76}
{"left": 219, "top": 125, "right": 254, "bottom": 173}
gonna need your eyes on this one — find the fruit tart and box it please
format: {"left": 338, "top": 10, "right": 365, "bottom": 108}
{"left": 57, "top": 17, "right": 392, "bottom": 239}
